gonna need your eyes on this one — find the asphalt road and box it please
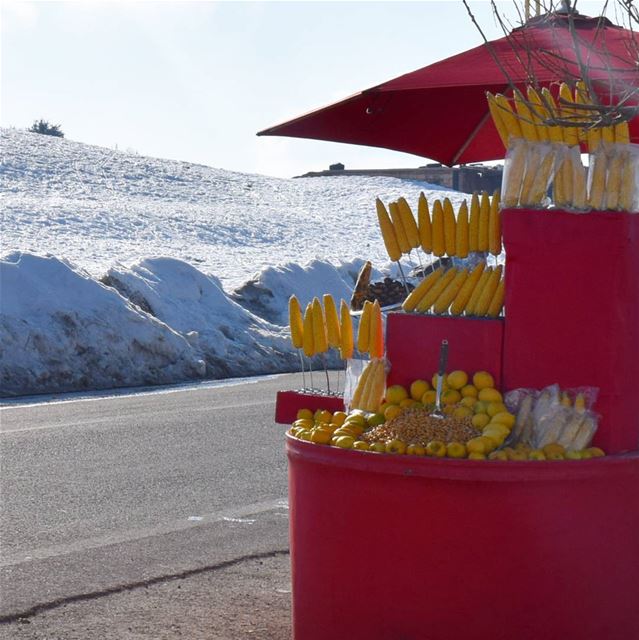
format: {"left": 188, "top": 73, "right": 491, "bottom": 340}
{"left": 0, "top": 373, "right": 328, "bottom": 631}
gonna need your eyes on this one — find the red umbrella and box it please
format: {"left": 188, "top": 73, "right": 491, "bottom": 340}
{"left": 258, "top": 12, "right": 639, "bottom": 166}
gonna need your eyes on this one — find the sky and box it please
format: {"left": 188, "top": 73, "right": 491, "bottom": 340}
{"left": 1, "top": 0, "right": 612, "bottom": 178}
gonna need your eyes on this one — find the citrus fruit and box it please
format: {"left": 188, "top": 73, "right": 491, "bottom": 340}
{"left": 478, "top": 388, "right": 503, "bottom": 403}
{"left": 384, "top": 404, "right": 402, "bottom": 421}
{"left": 446, "top": 370, "right": 468, "bottom": 390}
{"left": 410, "top": 379, "right": 430, "bottom": 400}
{"left": 565, "top": 450, "right": 582, "bottom": 460}
{"left": 421, "top": 390, "right": 437, "bottom": 405}
{"left": 473, "top": 401, "right": 488, "bottom": 414}
{"left": 486, "top": 402, "right": 508, "bottom": 417}
{"left": 528, "top": 449, "right": 546, "bottom": 460}
{"left": 331, "top": 411, "right": 347, "bottom": 427}
{"left": 473, "top": 371, "right": 495, "bottom": 390}
{"left": 431, "top": 374, "right": 449, "bottom": 392}
{"left": 345, "top": 413, "right": 367, "bottom": 427}
{"left": 385, "top": 439, "right": 406, "bottom": 455}
{"left": 442, "top": 389, "right": 462, "bottom": 405}
{"left": 353, "top": 440, "right": 370, "bottom": 451}
{"left": 490, "top": 411, "right": 515, "bottom": 428}
{"left": 334, "top": 435, "right": 355, "bottom": 449}
{"left": 310, "top": 429, "right": 332, "bottom": 444}
{"left": 453, "top": 406, "right": 473, "bottom": 419}
{"left": 471, "top": 413, "right": 490, "bottom": 430}
{"left": 488, "top": 450, "right": 509, "bottom": 461}
{"left": 296, "top": 408, "right": 314, "bottom": 421}
{"left": 367, "top": 412, "right": 386, "bottom": 427}
{"left": 385, "top": 385, "right": 408, "bottom": 405}
{"left": 468, "top": 452, "right": 487, "bottom": 460}
{"left": 542, "top": 443, "right": 565, "bottom": 457}
{"left": 446, "top": 442, "right": 467, "bottom": 458}
{"left": 426, "top": 440, "right": 446, "bottom": 457}
{"left": 400, "top": 398, "right": 418, "bottom": 408}
{"left": 406, "top": 443, "right": 426, "bottom": 456}
{"left": 460, "top": 384, "right": 478, "bottom": 398}
{"left": 586, "top": 447, "right": 605, "bottom": 457}
{"left": 460, "top": 396, "right": 476, "bottom": 409}
{"left": 369, "top": 441, "right": 386, "bottom": 453}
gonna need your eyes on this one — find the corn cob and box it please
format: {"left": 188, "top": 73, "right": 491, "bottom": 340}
{"left": 312, "top": 297, "right": 328, "bottom": 354}
{"left": 433, "top": 268, "right": 469, "bottom": 314}
{"left": 288, "top": 295, "right": 304, "bottom": 349}
{"left": 561, "top": 392, "right": 572, "bottom": 408}
{"left": 513, "top": 89, "right": 538, "bottom": 141}
{"left": 389, "top": 201, "right": 411, "bottom": 254}
{"left": 417, "top": 192, "right": 432, "bottom": 253}
{"left": 526, "top": 87, "right": 550, "bottom": 141}
{"left": 450, "top": 261, "right": 485, "bottom": 316}
{"left": 519, "top": 146, "right": 541, "bottom": 206}
{"left": 376, "top": 198, "right": 401, "bottom": 262}
{"left": 464, "top": 267, "right": 493, "bottom": 316}
{"left": 339, "top": 299, "right": 354, "bottom": 360}
{"left": 560, "top": 152, "right": 574, "bottom": 207}
{"left": 494, "top": 94, "right": 523, "bottom": 140}
{"left": 473, "top": 265, "right": 503, "bottom": 316}
{"left": 402, "top": 267, "right": 444, "bottom": 312}
{"left": 541, "top": 88, "right": 564, "bottom": 144}
{"left": 557, "top": 413, "right": 585, "bottom": 448}
{"left": 359, "top": 359, "right": 385, "bottom": 413}
{"left": 302, "top": 302, "right": 315, "bottom": 357}
{"left": 488, "top": 190, "right": 501, "bottom": 256}
{"left": 350, "top": 360, "right": 372, "bottom": 408}
{"left": 357, "top": 300, "right": 373, "bottom": 354}
{"left": 553, "top": 157, "right": 566, "bottom": 207}
{"left": 619, "top": 150, "right": 635, "bottom": 211}
{"left": 478, "top": 191, "right": 490, "bottom": 251}
{"left": 368, "top": 300, "right": 384, "bottom": 359}
{"left": 455, "top": 200, "right": 469, "bottom": 258}
{"left": 468, "top": 191, "right": 480, "bottom": 251}
{"left": 574, "top": 392, "right": 587, "bottom": 413}
{"left": 415, "top": 267, "right": 457, "bottom": 313}
{"left": 572, "top": 413, "right": 597, "bottom": 451}
{"left": 606, "top": 148, "right": 624, "bottom": 210}
{"left": 443, "top": 197, "right": 456, "bottom": 257}
{"left": 588, "top": 152, "right": 607, "bottom": 210}
{"left": 486, "top": 92, "right": 510, "bottom": 147}
{"left": 323, "top": 294, "right": 341, "bottom": 349}
{"left": 431, "top": 199, "right": 446, "bottom": 257}
{"left": 529, "top": 148, "right": 556, "bottom": 205}
{"left": 601, "top": 125, "right": 615, "bottom": 145}
{"left": 573, "top": 157, "right": 588, "bottom": 209}
{"left": 558, "top": 82, "right": 580, "bottom": 146}
{"left": 614, "top": 121, "right": 630, "bottom": 144}
{"left": 574, "top": 81, "right": 590, "bottom": 144}
{"left": 397, "top": 197, "right": 420, "bottom": 249}
{"left": 486, "top": 279, "right": 505, "bottom": 318}
{"left": 503, "top": 142, "right": 527, "bottom": 207}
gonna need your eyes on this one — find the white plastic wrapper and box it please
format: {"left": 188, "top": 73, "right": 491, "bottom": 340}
{"left": 587, "top": 142, "right": 639, "bottom": 213}
{"left": 553, "top": 145, "right": 589, "bottom": 212}
{"left": 343, "top": 358, "right": 368, "bottom": 412}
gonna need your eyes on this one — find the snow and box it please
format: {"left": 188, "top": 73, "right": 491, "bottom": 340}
{"left": 1, "top": 128, "right": 464, "bottom": 397}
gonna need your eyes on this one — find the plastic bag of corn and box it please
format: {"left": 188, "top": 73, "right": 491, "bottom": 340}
{"left": 587, "top": 142, "right": 639, "bottom": 213}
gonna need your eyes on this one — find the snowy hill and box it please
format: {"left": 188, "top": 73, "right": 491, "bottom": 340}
{"left": 0, "top": 128, "right": 464, "bottom": 396}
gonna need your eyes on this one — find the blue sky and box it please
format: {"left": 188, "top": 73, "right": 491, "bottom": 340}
{"left": 1, "top": 1, "right": 608, "bottom": 177}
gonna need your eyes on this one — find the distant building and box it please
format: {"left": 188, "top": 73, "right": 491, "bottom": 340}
{"left": 329, "top": 162, "right": 345, "bottom": 171}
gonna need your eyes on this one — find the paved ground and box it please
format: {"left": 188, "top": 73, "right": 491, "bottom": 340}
{"left": 0, "top": 373, "right": 335, "bottom": 638}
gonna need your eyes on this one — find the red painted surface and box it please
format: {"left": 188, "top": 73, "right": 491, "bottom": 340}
{"left": 275, "top": 390, "right": 344, "bottom": 424}
{"left": 502, "top": 209, "right": 639, "bottom": 453}
{"left": 288, "top": 436, "right": 639, "bottom": 640}
{"left": 385, "top": 313, "right": 504, "bottom": 389}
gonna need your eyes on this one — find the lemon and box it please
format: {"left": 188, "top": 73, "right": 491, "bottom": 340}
{"left": 385, "top": 385, "right": 408, "bottom": 405}
{"left": 466, "top": 436, "right": 495, "bottom": 455}
{"left": 400, "top": 398, "right": 418, "bottom": 408}
{"left": 528, "top": 449, "right": 546, "bottom": 460}
{"left": 310, "top": 429, "right": 332, "bottom": 445}
{"left": 293, "top": 418, "right": 314, "bottom": 429}
{"left": 471, "top": 413, "right": 490, "bottom": 430}
{"left": 565, "top": 450, "right": 582, "bottom": 460}
{"left": 473, "top": 371, "right": 495, "bottom": 390}
{"left": 446, "top": 442, "right": 467, "bottom": 458}
{"left": 488, "top": 450, "right": 509, "bottom": 461}
{"left": 442, "top": 389, "right": 462, "bottom": 405}
{"left": 385, "top": 439, "right": 406, "bottom": 455}
{"left": 442, "top": 404, "right": 456, "bottom": 415}
{"left": 379, "top": 401, "right": 392, "bottom": 414}
{"left": 508, "top": 450, "right": 528, "bottom": 461}
{"left": 453, "top": 406, "right": 473, "bottom": 419}
{"left": 345, "top": 413, "right": 367, "bottom": 427}
{"left": 460, "top": 384, "right": 478, "bottom": 398}
{"left": 353, "top": 440, "right": 370, "bottom": 451}
{"left": 482, "top": 430, "right": 506, "bottom": 446}
{"left": 410, "top": 379, "right": 430, "bottom": 400}
{"left": 473, "top": 401, "right": 488, "bottom": 415}
{"left": 331, "top": 411, "right": 347, "bottom": 427}
{"left": 546, "top": 452, "right": 565, "bottom": 461}
{"left": 297, "top": 430, "right": 313, "bottom": 441}
{"left": 366, "top": 412, "right": 386, "bottom": 427}
{"left": 406, "top": 443, "right": 426, "bottom": 456}
{"left": 478, "top": 388, "right": 503, "bottom": 403}
{"left": 489, "top": 411, "right": 515, "bottom": 427}
{"left": 460, "top": 396, "right": 476, "bottom": 409}
{"left": 579, "top": 450, "right": 592, "bottom": 459}
{"left": 446, "top": 370, "right": 468, "bottom": 390}
{"left": 431, "top": 374, "right": 449, "bottom": 392}
{"left": 421, "top": 390, "right": 437, "bottom": 405}
{"left": 586, "top": 447, "right": 605, "bottom": 457}
{"left": 426, "top": 440, "right": 447, "bottom": 457}
{"left": 384, "top": 404, "right": 402, "bottom": 421}
{"left": 468, "top": 452, "right": 486, "bottom": 460}
{"left": 369, "top": 441, "right": 386, "bottom": 453}
{"left": 296, "top": 408, "right": 314, "bottom": 421}
{"left": 486, "top": 402, "right": 508, "bottom": 417}
{"left": 542, "top": 443, "right": 565, "bottom": 457}
{"left": 334, "top": 435, "right": 355, "bottom": 449}
{"left": 316, "top": 409, "right": 333, "bottom": 424}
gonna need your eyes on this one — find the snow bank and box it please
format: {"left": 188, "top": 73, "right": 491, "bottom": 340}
{"left": 0, "top": 253, "right": 204, "bottom": 396}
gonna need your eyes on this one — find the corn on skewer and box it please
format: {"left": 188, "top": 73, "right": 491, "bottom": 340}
{"left": 323, "top": 294, "right": 341, "bottom": 349}
{"left": 339, "top": 300, "right": 354, "bottom": 361}
{"left": 526, "top": 87, "right": 550, "bottom": 142}
{"left": 376, "top": 198, "right": 402, "bottom": 262}
{"left": 487, "top": 92, "right": 510, "bottom": 147}
{"left": 456, "top": 200, "right": 469, "bottom": 258}
{"left": 397, "top": 197, "right": 420, "bottom": 250}
{"left": 416, "top": 267, "right": 457, "bottom": 313}
{"left": 417, "top": 192, "right": 432, "bottom": 253}
{"left": 368, "top": 300, "right": 384, "bottom": 359}
{"left": 402, "top": 267, "right": 444, "bottom": 312}
{"left": 588, "top": 152, "right": 608, "bottom": 210}
{"left": 431, "top": 199, "right": 446, "bottom": 257}
{"left": 488, "top": 190, "right": 501, "bottom": 256}
{"left": 474, "top": 266, "right": 503, "bottom": 316}
{"left": 478, "top": 191, "right": 490, "bottom": 251}
{"left": 519, "top": 146, "right": 541, "bottom": 206}
{"left": 468, "top": 191, "right": 480, "bottom": 251}
{"left": 289, "top": 295, "right": 306, "bottom": 388}
{"left": 443, "top": 197, "right": 456, "bottom": 257}
{"left": 465, "top": 267, "right": 493, "bottom": 316}
{"left": 503, "top": 142, "right": 527, "bottom": 207}
{"left": 302, "top": 302, "right": 315, "bottom": 389}
{"left": 433, "top": 268, "right": 469, "bottom": 314}
{"left": 486, "top": 279, "right": 505, "bottom": 318}
{"left": 513, "top": 90, "right": 538, "bottom": 142}
{"left": 450, "top": 261, "right": 485, "bottom": 316}
{"left": 494, "top": 94, "right": 523, "bottom": 140}
{"left": 357, "top": 300, "right": 373, "bottom": 354}
{"left": 529, "top": 149, "right": 556, "bottom": 206}
{"left": 389, "top": 201, "right": 411, "bottom": 254}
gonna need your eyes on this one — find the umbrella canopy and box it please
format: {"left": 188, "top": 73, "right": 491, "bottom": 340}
{"left": 258, "top": 12, "right": 639, "bottom": 166}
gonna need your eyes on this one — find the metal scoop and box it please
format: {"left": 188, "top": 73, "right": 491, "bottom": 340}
{"left": 432, "top": 339, "right": 449, "bottom": 419}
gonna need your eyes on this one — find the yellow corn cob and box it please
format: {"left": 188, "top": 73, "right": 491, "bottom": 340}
{"left": 443, "top": 197, "right": 456, "bottom": 257}
{"left": 368, "top": 300, "right": 384, "bottom": 359}
{"left": 529, "top": 149, "right": 556, "bottom": 205}
{"left": 486, "top": 92, "right": 510, "bottom": 147}
{"left": 433, "top": 268, "right": 469, "bottom": 314}
{"left": 455, "top": 200, "right": 469, "bottom": 259}
{"left": 389, "top": 201, "right": 411, "bottom": 254}
{"left": 606, "top": 148, "right": 624, "bottom": 210}
{"left": 601, "top": 126, "right": 615, "bottom": 145}
{"left": 288, "top": 295, "right": 304, "bottom": 349}
{"left": 339, "top": 299, "right": 353, "bottom": 360}
{"left": 486, "top": 279, "right": 505, "bottom": 318}
{"left": 465, "top": 267, "right": 493, "bottom": 316}
{"left": 586, "top": 126, "right": 602, "bottom": 154}
{"left": 468, "top": 191, "right": 480, "bottom": 251}
{"left": 541, "top": 88, "right": 564, "bottom": 143}
{"left": 519, "top": 146, "right": 541, "bottom": 206}
{"left": 513, "top": 89, "right": 538, "bottom": 142}
{"left": 614, "top": 121, "right": 630, "bottom": 144}
{"left": 574, "top": 392, "right": 587, "bottom": 413}
{"left": 478, "top": 191, "right": 490, "bottom": 251}
{"left": 312, "top": 297, "right": 328, "bottom": 354}
{"left": 558, "top": 82, "right": 580, "bottom": 145}
{"left": 402, "top": 267, "right": 444, "bottom": 312}
{"left": 365, "top": 359, "right": 386, "bottom": 413}
{"left": 302, "top": 302, "right": 315, "bottom": 357}
{"left": 494, "top": 94, "right": 523, "bottom": 140}
{"left": 561, "top": 392, "right": 572, "bottom": 408}
{"left": 323, "top": 294, "right": 341, "bottom": 349}
{"left": 554, "top": 156, "right": 566, "bottom": 207}
{"left": 450, "top": 261, "right": 486, "bottom": 316}
{"left": 588, "top": 152, "right": 607, "bottom": 210}
{"left": 350, "top": 359, "right": 372, "bottom": 408}
{"left": 526, "top": 87, "right": 550, "bottom": 141}
{"left": 357, "top": 359, "right": 378, "bottom": 412}
{"left": 503, "top": 142, "right": 527, "bottom": 207}
{"left": 488, "top": 190, "right": 501, "bottom": 256}
{"left": 574, "top": 81, "right": 590, "bottom": 144}
{"left": 473, "top": 265, "right": 503, "bottom": 317}
{"left": 417, "top": 192, "right": 432, "bottom": 253}
{"left": 620, "top": 150, "right": 636, "bottom": 211}
{"left": 357, "top": 300, "right": 373, "bottom": 354}
{"left": 397, "top": 197, "right": 420, "bottom": 249}
{"left": 376, "top": 198, "right": 402, "bottom": 262}
{"left": 431, "top": 199, "right": 446, "bottom": 257}
{"left": 572, "top": 157, "right": 588, "bottom": 210}
{"left": 416, "top": 267, "right": 457, "bottom": 313}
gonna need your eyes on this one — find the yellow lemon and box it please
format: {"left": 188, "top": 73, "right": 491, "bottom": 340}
{"left": 385, "top": 439, "right": 407, "bottom": 455}
{"left": 406, "top": 443, "right": 426, "bottom": 456}
{"left": 334, "top": 435, "right": 355, "bottom": 449}
{"left": 486, "top": 402, "right": 508, "bottom": 417}
{"left": 473, "top": 401, "right": 488, "bottom": 415}
{"left": 298, "top": 430, "right": 313, "bottom": 441}
{"left": 471, "top": 413, "right": 490, "bottom": 430}
{"left": 443, "top": 405, "right": 456, "bottom": 415}
{"left": 482, "top": 431, "right": 506, "bottom": 447}
{"left": 293, "top": 418, "right": 314, "bottom": 429}
{"left": 442, "top": 389, "right": 462, "bottom": 405}
{"left": 565, "top": 450, "right": 582, "bottom": 460}
{"left": 468, "top": 452, "right": 487, "bottom": 460}
{"left": 528, "top": 449, "right": 546, "bottom": 460}
{"left": 421, "top": 390, "right": 437, "bottom": 405}
{"left": 410, "top": 379, "right": 430, "bottom": 400}
{"left": 353, "top": 440, "right": 370, "bottom": 451}
{"left": 369, "top": 441, "right": 386, "bottom": 453}
{"left": 426, "top": 440, "right": 447, "bottom": 457}
{"left": 488, "top": 450, "right": 509, "bottom": 461}
{"left": 508, "top": 450, "right": 528, "bottom": 461}
{"left": 586, "top": 447, "right": 605, "bottom": 457}
{"left": 453, "top": 406, "right": 473, "bottom": 419}
{"left": 446, "top": 442, "right": 467, "bottom": 458}
{"left": 478, "top": 388, "right": 503, "bottom": 403}
{"left": 400, "top": 398, "right": 418, "bottom": 408}
{"left": 316, "top": 409, "right": 333, "bottom": 424}
{"left": 460, "top": 396, "right": 476, "bottom": 409}
{"left": 579, "top": 450, "right": 593, "bottom": 459}
{"left": 446, "top": 370, "right": 469, "bottom": 390}
{"left": 460, "top": 384, "right": 479, "bottom": 398}
{"left": 310, "top": 429, "right": 332, "bottom": 445}
{"left": 542, "top": 443, "right": 565, "bottom": 457}
{"left": 484, "top": 422, "right": 510, "bottom": 436}
{"left": 385, "top": 385, "right": 408, "bottom": 405}
{"left": 366, "top": 412, "right": 386, "bottom": 427}
{"left": 345, "top": 413, "right": 367, "bottom": 427}
{"left": 489, "top": 411, "right": 515, "bottom": 427}
{"left": 384, "top": 404, "right": 402, "bottom": 421}
{"left": 331, "top": 411, "right": 347, "bottom": 427}
{"left": 546, "top": 451, "right": 565, "bottom": 461}
{"left": 296, "top": 408, "right": 314, "bottom": 421}
{"left": 473, "top": 371, "right": 495, "bottom": 390}
{"left": 431, "top": 374, "right": 449, "bottom": 392}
